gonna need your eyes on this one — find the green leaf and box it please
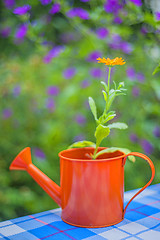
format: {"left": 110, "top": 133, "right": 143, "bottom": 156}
{"left": 99, "top": 111, "right": 116, "bottom": 124}
{"left": 113, "top": 81, "right": 116, "bottom": 89}
{"left": 95, "top": 147, "right": 136, "bottom": 162}
{"left": 117, "top": 82, "right": 127, "bottom": 95}
{"left": 102, "top": 90, "right": 107, "bottom": 102}
{"left": 98, "top": 114, "right": 107, "bottom": 124}
{"left": 68, "top": 141, "right": 96, "bottom": 149}
{"left": 119, "top": 88, "right": 127, "bottom": 91}
{"left": 118, "top": 82, "right": 125, "bottom": 89}
{"left": 95, "top": 124, "right": 110, "bottom": 147}
{"left": 88, "top": 97, "right": 98, "bottom": 121}
{"left": 107, "top": 90, "right": 116, "bottom": 109}
{"left": 107, "top": 86, "right": 126, "bottom": 110}
{"left": 109, "top": 89, "right": 115, "bottom": 95}
{"left": 152, "top": 64, "right": 160, "bottom": 75}
{"left": 116, "top": 92, "right": 127, "bottom": 96}
{"left": 106, "top": 113, "right": 116, "bottom": 122}
{"left": 108, "top": 111, "right": 116, "bottom": 115}
{"left": 107, "top": 122, "right": 128, "bottom": 130}
{"left": 101, "top": 81, "right": 108, "bottom": 92}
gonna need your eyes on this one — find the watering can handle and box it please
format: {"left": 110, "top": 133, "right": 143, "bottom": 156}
{"left": 123, "top": 152, "right": 155, "bottom": 216}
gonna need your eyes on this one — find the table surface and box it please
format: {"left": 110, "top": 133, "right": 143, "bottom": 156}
{"left": 1, "top": 184, "right": 160, "bottom": 240}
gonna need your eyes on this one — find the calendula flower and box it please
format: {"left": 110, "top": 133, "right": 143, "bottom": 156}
{"left": 97, "top": 57, "right": 126, "bottom": 66}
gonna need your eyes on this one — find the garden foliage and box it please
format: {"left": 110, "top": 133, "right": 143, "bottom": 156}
{"left": 0, "top": 0, "right": 160, "bottom": 220}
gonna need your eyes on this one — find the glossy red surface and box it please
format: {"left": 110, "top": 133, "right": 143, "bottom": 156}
{"left": 9, "top": 147, "right": 61, "bottom": 206}
{"left": 59, "top": 147, "right": 125, "bottom": 227}
{"left": 10, "top": 147, "right": 155, "bottom": 228}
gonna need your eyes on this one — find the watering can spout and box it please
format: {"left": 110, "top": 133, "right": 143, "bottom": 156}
{"left": 9, "top": 147, "right": 61, "bottom": 207}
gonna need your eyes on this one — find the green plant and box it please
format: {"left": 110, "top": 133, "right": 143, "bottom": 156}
{"left": 69, "top": 57, "right": 135, "bottom": 161}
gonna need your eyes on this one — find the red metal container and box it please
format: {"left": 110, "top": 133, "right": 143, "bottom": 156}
{"left": 10, "top": 147, "right": 155, "bottom": 228}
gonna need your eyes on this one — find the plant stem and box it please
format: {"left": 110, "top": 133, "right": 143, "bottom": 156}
{"left": 93, "top": 144, "right": 98, "bottom": 159}
{"left": 103, "top": 67, "right": 111, "bottom": 115}
{"left": 107, "top": 67, "right": 111, "bottom": 96}
{"left": 93, "top": 67, "right": 112, "bottom": 159}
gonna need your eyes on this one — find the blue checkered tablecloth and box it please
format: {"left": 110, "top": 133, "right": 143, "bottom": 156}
{"left": 1, "top": 184, "right": 160, "bottom": 240}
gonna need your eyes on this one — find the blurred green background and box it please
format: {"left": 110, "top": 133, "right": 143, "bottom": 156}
{"left": 0, "top": 0, "right": 160, "bottom": 221}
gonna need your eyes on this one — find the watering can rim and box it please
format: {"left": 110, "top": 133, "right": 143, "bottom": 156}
{"left": 58, "top": 147, "right": 126, "bottom": 162}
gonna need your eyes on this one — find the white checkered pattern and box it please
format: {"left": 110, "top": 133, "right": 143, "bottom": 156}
{"left": 0, "top": 183, "right": 160, "bottom": 240}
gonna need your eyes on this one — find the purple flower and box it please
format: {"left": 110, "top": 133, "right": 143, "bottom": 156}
{"left": 2, "top": 108, "right": 13, "bottom": 119}
{"left": 126, "top": 67, "right": 136, "bottom": 80}
{"left": 119, "top": 41, "right": 133, "bottom": 54}
{"left": 96, "top": 27, "right": 109, "bottom": 39}
{"left": 15, "top": 24, "right": 28, "bottom": 40}
{"left": 132, "top": 87, "right": 140, "bottom": 97}
{"left": 0, "top": 27, "right": 11, "bottom": 38}
{"left": 75, "top": 114, "right": 86, "bottom": 125}
{"left": 86, "top": 51, "right": 102, "bottom": 62}
{"left": 81, "top": 79, "right": 90, "bottom": 88}
{"left": 74, "top": 134, "right": 85, "bottom": 142}
{"left": 46, "top": 98, "right": 55, "bottom": 112}
{"left": 129, "top": 0, "right": 142, "bottom": 7}
{"left": 140, "top": 139, "right": 153, "bottom": 155}
{"left": 12, "top": 85, "right": 21, "bottom": 97}
{"left": 130, "top": 133, "right": 138, "bottom": 143}
{"left": 74, "top": 8, "right": 89, "bottom": 20}
{"left": 66, "top": 8, "right": 89, "bottom": 20}
{"left": 43, "top": 46, "right": 65, "bottom": 64}
{"left": 47, "top": 86, "right": 59, "bottom": 96}
{"left": 76, "top": 8, "right": 89, "bottom": 20}
{"left": 49, "top": 3, "right": 61, "bottom": 15}
{"left": 104, "top": 0, "right": 123, "bottom": 15}
{"left": 90, "top": 68, "right": 103, "bottom": 78}
{"left": 34, "top": 148, "right": 46, "bottom": 160}
{"left": 63, "top": 67, "right": 76, "bottom": 79}
{"left": 153, "top": 126, "right": 160, "bottom": 138}
{"left": 112, "top": 34, "right": 121, "bottom": 42}
{"left": 3, "top": 0, "right": 15, "bottom": 9}
{"left": 109, "top": 35, "right": 133, "bottom": 54}
{"left": 40, "top": 0, "right": 52, "bottom": 5}
{"left": 80, "top": 0, "right": 90, "bottom": 2}
{"left": 13, "top": 5, "right": 31, "bottom": 15}
{"left": 137, "top": 72, "right": 145, "bottom": 83}
{"left": 66, "top": 9, "right": 77, "bottom": 18}
{"left": 114, "top": 16, "right": 123, "bottom": 24}
{"left": 155, "top": 29, "right": 160, "bottom": 34}
{"left": 155, "top": 12, "right": 160, "bottom": 21}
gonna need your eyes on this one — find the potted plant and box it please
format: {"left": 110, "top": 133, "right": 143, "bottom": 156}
{"left": 10, "top": 57, "right": 155, "bottom": 228}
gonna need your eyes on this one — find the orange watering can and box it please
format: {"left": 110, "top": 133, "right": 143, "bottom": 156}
{"left": 10, "top": 147, "right": 155, "bottom": 228}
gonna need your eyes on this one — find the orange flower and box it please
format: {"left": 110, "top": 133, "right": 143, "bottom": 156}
{"left": 97, "top": 57, "right": 126, "bottom": 67}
